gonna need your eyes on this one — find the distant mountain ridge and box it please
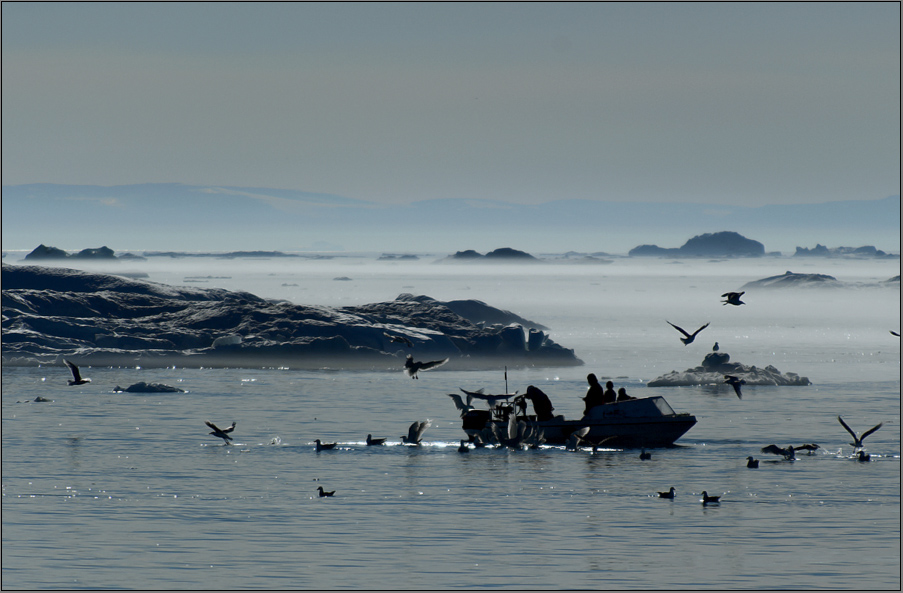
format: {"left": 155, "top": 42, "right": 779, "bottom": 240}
{"left": 2, "top": 183, "right": 898, "bottom": 254}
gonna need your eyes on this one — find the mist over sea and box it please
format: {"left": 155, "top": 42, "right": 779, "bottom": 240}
{"left": 2, "top": 252, "right": 900, "bottom": 589}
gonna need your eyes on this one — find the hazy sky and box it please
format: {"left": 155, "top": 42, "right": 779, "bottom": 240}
{"left": 2, "top": 2, "right": 899, "bottom": 206}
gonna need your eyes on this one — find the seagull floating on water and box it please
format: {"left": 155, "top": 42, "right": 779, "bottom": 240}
{"left": 366, "top": 434, "right": 387, "bottom": 446}
{"left": 658, "top": 487, "right": 675, "bottom": 499}
{"left": 401, "top": 420, "right": 431, "bottom": 445}
{"left": 64, "top": 359, "right": 91, "bottom": 385}
{"left": 666, "top": 321, "right": 710, "bottom": 345}
{"left": 712, "top": 342, "right": 719, "bottom": 351}
{"left": 384, "top": 332, "right": 414, "bottom": 348}
{"left": 404, "top": 355, "right": 449, "bottom": 379}
{"left": 721, "top": 291, "right": 746, "bottom": 306}
{"left": 837, "top": 416, "right": 883, "bottom": 449}
{"left": 858, "top": 450, "right": 871, "bottom": 462}
{"left": 316, "top": 486, "right": 335, "bottom": 497}
{"left": 314, "top": 439, "right": 337, "bottom": 451}
{"left": 205, "top": 421, "right": 236, "bottom": 443}
{"left": 701, "top": 491, "right": 721, "bottom": 504}
{"left": 724, "top": 375, "right": 745, "bottom": 399}
{"left": 639, "top": 449, "right": 651, "bottom": 460}
{"left": 746, "top": 456, "right": 759, "bottom": 468}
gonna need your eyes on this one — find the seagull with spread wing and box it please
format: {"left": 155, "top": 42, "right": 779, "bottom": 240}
{"left": 666, "top": 321, "right": 710, "bottom": 345}
{"left": 404, "top": 355, "right": 448, "bottom": 378}
{"left": 401, "top": 420, "right": 431, "bottom": 445}
{"left": 206, "top": 421, "right": 236, "bottom": 443}
{"left": 837, "top": 416, "right": 882, "bottom": 449}
{"left": 64, "top": 359, "right": 91, "bottom": 385}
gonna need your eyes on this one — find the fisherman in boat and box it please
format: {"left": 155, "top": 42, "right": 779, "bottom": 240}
{"left": 617, "top": 387, "right": 636, "bottom": 401}
{"left": 524, "top": 385, "right": 555, "bottom": 421}
{"left": 602, "top": 381, "right": 617, "bottom": 404}
{"left": 583, "top": 373, "right": 605, "bottom": 415}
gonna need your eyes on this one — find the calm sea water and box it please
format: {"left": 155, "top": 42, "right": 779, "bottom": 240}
{"left": 2, "top": 255, "right": 900, "bottom": 589}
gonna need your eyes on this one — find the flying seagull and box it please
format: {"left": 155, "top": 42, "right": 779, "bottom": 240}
{"left": 401, "top": 419, "right": 431, "bottom": 445}
{"left": 384, "top": 332, "right": 414, "bottom": 348}
{"left": 721, "top": 291, "right": 746, "bottom": 306}
{"left": 701, "top": 491, "right": 721, "bottom": 504}
{"left": 404, "top": 355, "right": 449, "bottom": 379}
{"left": 658, "top": 487, "right": 675, "bottom": 499}
{"left": 837, "top": 416, "right": 883, "bottom": 449}
{"left": 366, "top": 434, "right": 387, "bottom": 446}
{"left": 460, "top": 387, "right": 514, "bottom": 409}
{"left": 746, "top": 456, "right": 759, "bottom": 468}
{"left": 446, "top": 392, "right": 475, "bottom": 417}
{"left": 316, "top": 486, "right": 336, "bottom": 497}
{"left": 565, "top": 426, "right": 591, "bottom": 451}
{"left": 64, "top": 359, "right": 91, "bottom": 385}
{"left": 724, "top": 375, "right": 746, "bottom": 399}
{"left": 666, "top": 321, "right": 710, "bottom": 345}
{"left": 205, "top": 421, "right": 236, "bottom": 443}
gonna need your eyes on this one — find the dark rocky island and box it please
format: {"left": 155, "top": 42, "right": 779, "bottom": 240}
{"left": 793, "top": 244, "right": 898, "bottom": 258}
{"left": 1, "top": 263, "right": 581, "bottom": 369}
{"left": 24, "top": 244, "right": 146, "bottom": 261}
{"left": 445, "top": 247, "right": 538, "bottom": 261}
{"left": 648, "top": 350, "right": 810, "bottom": 387}
{"left": 629, "top": 231, "right": 765, "bottom": 258}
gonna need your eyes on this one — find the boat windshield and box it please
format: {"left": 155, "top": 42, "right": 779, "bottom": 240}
{"left": 649, "top": 396, "right": 676, "bottom": 415}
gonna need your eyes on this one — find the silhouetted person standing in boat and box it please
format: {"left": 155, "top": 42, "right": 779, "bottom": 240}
{"left": 602, "top": 381, "right": 617, "bottom": 404}
{"left": 583, "top": 373, "right": 605, "bottom": 415}
{"left": 525, "top": 385, "right": 555, "bottom": 421}
{"left": 617, "top": 387, "right": 636, "bottom": 401}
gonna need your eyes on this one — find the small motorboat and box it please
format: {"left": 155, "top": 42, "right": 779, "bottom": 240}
{"left": 459, "top": 390, "right": 696, "bottom": 448}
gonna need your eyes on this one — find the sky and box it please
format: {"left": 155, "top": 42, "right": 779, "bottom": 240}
{"left": 2, "top": 2, "right": 900, "bottom": 206}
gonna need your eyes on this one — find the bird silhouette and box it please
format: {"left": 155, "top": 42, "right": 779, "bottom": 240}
{"left": 721, "top": 291, "right": 746, "bottom": 306}
{"left": 565, "top": 426, "right": 591, "bottom": 451}
{"left": 383, "top": 332, "right": 414, "bottom": 348}
{"left": 404, "top": 355, "right": 448, "bottom": 378}
{"left": 746, "top": 456, "right": 759, "bottom": 468}
{"left": 366, "top": 434, "right": 387, "bottom": 446}
{"left": 658, "top": 487, "right": 675, "bottom": 499}
{"left": 401, "top": 420, "right": 431, "bottom": 445}
{"left": 761, "top": 443, "right": 819, "bottom": 460}
{"left": 316, "top": 486, "right": 335, "bottom": 497}
{"left": 889, "top": 330, "right": 900, "bottom": 337}
{"left": 712, "top": 342, "right": 719, "bottom": 351}
{"left": 205, "top": 421, "right": 236, "bottom": 443}
{"left": 639, "top": 449, "right": 652, "bottom": 460}
{"left": 460, "top": 387, "right": 513, "bottom": 408}
{"left": 667, "top": 321, "right": 710, "bottom": 345}
{"left": 701, "top": 491, "right": 721, "bottom": 504}
{"left": 857, "top": 450, "right": 871, "bottom": 462}
{"left": 446, "top": 392, "right": 475, "bottom": 417}
{"left": 837, "top": 416, "right": 882, "bottom": 449}
{"left": 724, "top": 375, "right": 745, "bottom": 399}
{"left": 64, "top": 359, "right": 91, "bottom": 385}
{"left": 314, "top": 439, "right": 337, "bottom": 451}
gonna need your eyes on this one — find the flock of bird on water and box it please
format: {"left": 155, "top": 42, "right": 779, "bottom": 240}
{"left": 57, "top": 287, "right": 895, "bottom": 503}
